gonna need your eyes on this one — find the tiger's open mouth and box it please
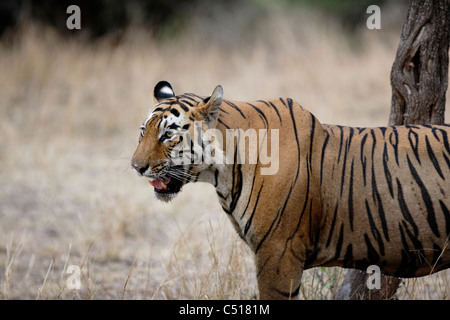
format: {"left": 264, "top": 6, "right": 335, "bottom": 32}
{"left": 149, "top": 176, "right": 183, "bottom": 194}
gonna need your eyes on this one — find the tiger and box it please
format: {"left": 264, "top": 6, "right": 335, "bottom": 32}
{"left": 131, "top": 80, "right": 450, "bottom": 299}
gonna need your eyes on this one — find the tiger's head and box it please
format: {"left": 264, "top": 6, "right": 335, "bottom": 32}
{"left": 131, "top": 81, "right": 223, "bottom": 202}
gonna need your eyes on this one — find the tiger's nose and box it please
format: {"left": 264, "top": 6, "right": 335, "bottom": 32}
{"left": 132, "top": 164, "right": 149, "bottom": 175}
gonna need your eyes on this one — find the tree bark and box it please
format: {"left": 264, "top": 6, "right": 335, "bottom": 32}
{"left": 335, "top": 269, "right": 401, "bottom": 300}
{"left": 389, "top": 0, "right": 449, "bottom": 126}
{"left": 336, "top": 0, "right": 449, "bottom": 300}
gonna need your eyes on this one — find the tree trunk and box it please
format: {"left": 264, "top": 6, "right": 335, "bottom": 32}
{"left": 389, "top": 0, "right": 449, "bottom": 126}
{"left": 336, "top": 0, "right": 449, "bottom": 300}
{"left": 335, "top": 269, "right": 401, "bottom": 300}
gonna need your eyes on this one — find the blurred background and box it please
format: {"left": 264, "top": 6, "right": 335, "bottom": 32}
{"left": 1, "top": 0, "right": 449, "bottom": 299}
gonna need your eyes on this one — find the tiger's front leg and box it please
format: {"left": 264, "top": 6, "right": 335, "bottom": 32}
{"left": 255, "top": 245, "right": 305, "bottom": 300}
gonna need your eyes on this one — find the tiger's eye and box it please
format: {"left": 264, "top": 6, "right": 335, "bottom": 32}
{"left": 160, "top": 131, "right": 173, "bottom": 142}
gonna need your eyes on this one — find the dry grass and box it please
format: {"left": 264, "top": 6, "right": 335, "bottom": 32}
{"left": 0, "top": 3, "right": 449, "bottom": 299}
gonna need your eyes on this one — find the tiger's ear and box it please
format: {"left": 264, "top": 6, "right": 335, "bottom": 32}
{"left": 153, "top": 81, "right": 175, "bottom": 104}
{"left": 197, "top": 85, "right": 223, "bottom": 127}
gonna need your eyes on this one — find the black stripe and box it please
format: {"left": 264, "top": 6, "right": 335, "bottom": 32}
{"left": 172, "top": 102, "right": 189, "bottom": 113}
{"left": 185, "top": 163, "right": 194, "bottom": 182}
{"left": 181, "top": 94, "right": 200, "bottom": 103}
{"left": 408, "top": 129, "right": 421, "bottom": 164}
{"left": 325, "top": 203, "right": 339, "bottom": 248}
{"left": 218, "top": 106, "right": 229, "bottom": 114}
{"left": 223, "top": 100, "right": 247, "bottom": 119}
{"left": 357, "top": 127, "right": 366, "bottom": 134}
{"left": 382, "top": 143, "right": 394, "bottom": 197}
{"left": 268, "top": 101, "right": 283, "bottom": 124}
{"left": 406, "top": 125, "right": 421, "bottom": 129}
{"left": 343, "top": 244, "right": 353, "bottom": 267}
{"left": 334, "top": 224, "right": 345, "bottom": 260}
{"left": 156, "top": 101, "right": 173, "bottom": 107}
{"left": 365, "top": 200, "right": 385, "bottom": 256}
{"left": 396, "top": 178, "right": 419, "bottom": 236}
{"left": 290, "top": 155, "right": 312, "bottom": 241}
{"left": 179, "top": 101, "right": 189, "bottom": 112}
{"left": 257, "top": 100, "right": 283, "bottom": 125}
{"left": 213, "top": 169, "right": 219, "bottom": 188}
{"left": 371, "top": 153, "right": 390, "bottom": 241}
{"left": 319, "top": 132, "right": 330, "bottom": 186}
{"left": 220, "top": 205, "right": 230, "bottom": 215}
{"left": 244, "top": 182, "right": 264, "bottom": 235}
{"left": 273, "top": 284, "right": 300, "bottom": 299}
{"left": 337, "top": 126, "right": 344, "bottom": 163}
{"left": 406, "top": 154, "right": 440, "bottom": 237}
{"left": 281, "top": 154, "right": 313, "bottom": 255}
{"left": 216, "top": 191, "right": 226, "bottom": 200}
{"left": 229, "top": 143, "right": 243, "bottom": 214}
{"left": 229, "top": 165, "right": 242, "bottom": 214}
{"left": 378, "top": 126, "right": 387, "bottom": 137}
{"left": 401, "top": 219, "right": 424, "bottom": 254}
{"left": 217, "top": 118, "right": 230, "bottom": 129}
{"left": 347, "top": 127, "right": 354, "bottom": 149}
{"left": 339, "top": 130, "right": 350, "bottom": 197}
{"left": 167, "top": 123, "right": 179, "bottom": 129}
{"left": 396, "top": 224, "right": 416, "bottom": 277}
{"left": 436, "top": 128, "right": 450, "bottom": 155}
{"left": 389, "top": 127, "right": 400, "bottom": 165}
{"left": 256, "top": 183, "right": 295, "bottom": 253}
{"left": 255, "top": 208, "right": 281, "bottom": 253}
{"left": 370, "top": 129, "right": 377, "bottom": 203}
{"left": 442, "top": 151, "right": 450, "bottom": 169}
{"left": 179, "top": 99, "right": 194, "bottom": 108}
{"left": 247, "top": 102, "right": 269, "bottom": 128}
{"left": 309, "top": 114, "right": 316, "bottom": 165}
{"left": 348, "top": 159, "right": 354, "bottom": 231}
{"left": 370, "top": 129, "right": 377, "bottom": 158}
{"left": 425, "top": 135, "right": 445, "bottom": 180}
{"left": 431, "top": 127, "right": 441, "bottom": 141}
{"left": 279, "top": 97, "right": 288, "bottom": 108}
{"left": 398, "top": 222, "right": 410, "bottom": 253}
{"left": 287, "top": 98, "right": 301, "bottom": 183}
{"left": 364, "top": 233, "right": 380, "bottom": 263}
{"left": 360, "top": 133, "right": 368, "bottom": 186}
{"left": 439, "top": 200, "right": 450, "bottom": 236}
{"left": 241, "top": 167, "right": 259, "bottom": 219}
{"left": 256, "top": 256, "right": 269, "bottom": 277}
{"left": 192, "top": 171, "right": 200, "bottom": 182}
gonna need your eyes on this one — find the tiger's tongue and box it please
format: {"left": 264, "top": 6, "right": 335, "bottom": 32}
{"left": 149, "top": 177, "right": 171, "bottom": 190}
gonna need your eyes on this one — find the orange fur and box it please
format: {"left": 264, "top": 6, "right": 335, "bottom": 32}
{"left": 132, "top": 82, "right": 450, "bottom": 299}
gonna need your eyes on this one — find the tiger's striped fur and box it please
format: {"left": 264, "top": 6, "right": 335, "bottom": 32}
{"left": 131, "top": 81, "right": 450, "bottom": 299}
